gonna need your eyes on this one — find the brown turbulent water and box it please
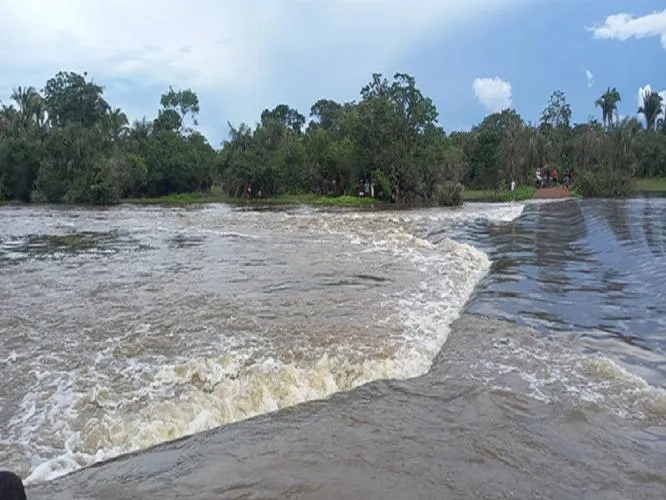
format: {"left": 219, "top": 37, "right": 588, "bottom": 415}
{"left": 0, "top": 198, "right": 664, "bottom": 499}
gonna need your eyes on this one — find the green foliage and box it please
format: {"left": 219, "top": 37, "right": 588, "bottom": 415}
{"left": 0, "top": 135, "right": 42, "bottom": 201}
{"left": 638, "top": 90, "right": 664, "bottom": 131}
{"left": 370, "top": 169, "right": 392, "bottom": 201}
{"left": 595, "top": 87, "right": 621, "bottom": 128}
{"left": 541, "top": 90, "right": 572, "bottom": 129}
{"left": 1, "top": 70, "right": 666, "bottom": 206}
{"left": 0, "top": 71, "right": 216, "bottom": 205}
{"left": 43, "top": 71, "right": 109, "bottom": 128}
{"left": 569, "top": 118, "right": 638, "bottom": 198}
{"left": 434, "top": 182, "right": 464, "bottom": 206}
{"left": 464, "top": 186, "right": 535, "bottom": 202}
{"left": 218, "top": 72, "right": 465, "bottom": 204}
{"left": 635, "top": 178, "right": 666, "bottom": 192}
{"left": 129, "top": 190, "right": 376, "bottom": 207}
{"left": 576, "top": 168, "right": 634, "bottom": 198}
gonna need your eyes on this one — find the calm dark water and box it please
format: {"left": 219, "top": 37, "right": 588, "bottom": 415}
{"left": 469, "top": 198, "right": 666, "bottom": 384}
{"left": 1, "top": 198, "right": 663, "bottom": 499}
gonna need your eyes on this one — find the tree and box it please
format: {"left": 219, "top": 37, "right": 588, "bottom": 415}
{"left": 638, "top": 90, "right": 664, "bottom": 131}
{"left": 2, "top": 68, "right": 666, "bottom": 205}
{"left": 42, "top": 71, "right": 110, "bottom": 128}
{"left": 10, "top": 86, "right": 44, "bottom": 132}
{"left": 154, "top": 86, "right": 200, "bottom": 134}
{"left": 309, "top": 99, "right": 345, "bottom": 132}
{"left": 465, "top": 109, "right": 524, "bottom": 189}
{"left": 595, "top": 87, "right": 621, "bottom": 128}
{"left": 351, "top": 72, "right": 441, "bottom": 201}
{"left": 261, "top": 104, "right": 306, "bottom": 134}
{"left": 540, "top": 90, "right": 571, "bottom": 129}
{"left": 0, "top": 104, "right": 19, "bottom": 138}
{"left": 105, "top": 108, "right": 129, "bottom": 142}
{"left": 498, "top": 118, "right": 528, "bottom": 184}
{"left": 540, "top": 90, "right": 573, "bottom": 171}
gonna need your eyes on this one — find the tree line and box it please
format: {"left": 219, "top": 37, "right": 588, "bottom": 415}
{"left": 1, "top": 71, "right": 665, "bottom": 205}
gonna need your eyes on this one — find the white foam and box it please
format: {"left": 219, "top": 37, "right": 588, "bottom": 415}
{"left": 472, "top": 336, "right": 666, "bottom": 424}
{"left": 24, "top": 350, "right": 430, "bottom": 484}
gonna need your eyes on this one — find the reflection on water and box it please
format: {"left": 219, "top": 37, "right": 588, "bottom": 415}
{"left": 469, "top": 198, "right": 666, "bottom": 380}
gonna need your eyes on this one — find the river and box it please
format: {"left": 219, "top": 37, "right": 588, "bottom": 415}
{"left": 0, "top": 198, "right": 664, "bottom": 499}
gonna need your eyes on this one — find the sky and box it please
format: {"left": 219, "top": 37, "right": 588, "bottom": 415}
{"left": 1, "top": 0, "right": 665, "bottom": 145}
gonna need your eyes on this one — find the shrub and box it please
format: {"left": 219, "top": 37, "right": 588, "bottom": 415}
{"left": 575, "top": 166, "right": 634, "bottom": 198}
{"left": 435, "top": 181, "right": 464, "bottom": 206}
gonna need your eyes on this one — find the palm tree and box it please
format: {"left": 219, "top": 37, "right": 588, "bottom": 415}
{"left": 225, "top": 121, "right": 253, "bottom": 153}
{"left": 105, "top": 107, "right": 129, "bottom": 141}
{"left": 10, "top": 85, "right": 45, "bottom": 133}
{"left": 128, "top": 117, "right": 152, "bottom": 141}
{"left": 0, "top": 104, "right": 18, "bottom": 138}
{"left": 595, "top": 87, "right": 621, "bottom": 128}
{"left": 637, "top": 90, "right": 664, "bottom": 131}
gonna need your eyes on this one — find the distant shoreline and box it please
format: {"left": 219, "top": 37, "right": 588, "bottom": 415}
{"left": 119, "top": 180, "right": 666, "bottom": 206}
{"left": 121, "top": 185, "right": 538, "bottom": 207}
{"left": 3, "top": 179, "right": 666, "bottom": 208}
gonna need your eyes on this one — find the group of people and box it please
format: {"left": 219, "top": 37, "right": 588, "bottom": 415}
{"left": 358, "top": 179, "right": 376, "bottom": 198}
{"left": 535, "top": 166, "right": 574, "bottom": 188}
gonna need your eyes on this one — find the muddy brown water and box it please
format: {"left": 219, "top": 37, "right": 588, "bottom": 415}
{"left": 0, "top": 198, "right": 664, "bottom": 499}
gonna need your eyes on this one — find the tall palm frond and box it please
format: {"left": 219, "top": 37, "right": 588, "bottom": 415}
{"left": 595, "top": 87, "right": 621, "bottom": 128}
{"left": 638, "top": 90, "right": 664, "bottom": 131}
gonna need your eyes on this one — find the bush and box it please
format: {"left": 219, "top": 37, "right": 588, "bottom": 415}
{"left": 575, "top": 167, "right": 634, "bottom": 198}
{"left": 434, "top": 181, "right": 464, "bottom": 206}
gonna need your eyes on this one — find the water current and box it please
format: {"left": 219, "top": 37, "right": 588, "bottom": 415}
{"left": 0, "top": 198, "right": 664, "bottom": 499}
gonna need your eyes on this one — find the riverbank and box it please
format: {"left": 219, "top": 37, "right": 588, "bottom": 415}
{"left": 124, "top": 191, "right": 379, "bottom": 207}
{"left": 123, "top": 185, "right": 537, "bottom": 207}
{"left": 462, "top": 186, "right": 535, "bottom": 202}
{"left": 635, "top": 178, "right": 666, "bottom": 193}
{"left": 5, "top": 179, "right": 662, "bottom": 209}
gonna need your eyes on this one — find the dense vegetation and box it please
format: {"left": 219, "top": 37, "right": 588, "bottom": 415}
{"left": 1, "top": 71, "right": 665, "bottom": 205}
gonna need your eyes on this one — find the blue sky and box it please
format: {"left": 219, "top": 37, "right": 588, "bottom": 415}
{"left": 1, "top": 0, "right": 665, "bottom": 146}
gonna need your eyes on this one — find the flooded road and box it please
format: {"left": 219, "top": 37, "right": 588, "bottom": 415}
{"left": 0, "top": 198, "right": 664, "bottom": 498}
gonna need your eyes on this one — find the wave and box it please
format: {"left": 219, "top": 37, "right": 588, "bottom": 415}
{"left": 15, "top": 202, "right": 525, "bottom": 484}
{"left": 449, "top": 315, "right": 666, "bottom": 427}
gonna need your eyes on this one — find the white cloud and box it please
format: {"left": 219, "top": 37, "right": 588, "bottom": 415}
{"left": 473, "top": 77, "right": 512, "bottom": 113}
{"left": 0, "top": 0, "right": 526, "bottom": 140}
{"left": 0, "top": 0, "right": 522, "bottom": 92}
{"left": 584, "top": 68, "right": 594, "bottom": 88}
{"left": 589, "top": 10, "right": 666, "bottom": 50}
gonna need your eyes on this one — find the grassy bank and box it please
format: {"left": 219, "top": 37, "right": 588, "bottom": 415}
{"left": 463, "top": 186, "right": 536, "bottom": 203}
{"left": 634, "top": 178, "right": 666, "bottom": 193}
{"left": 124, "top": 190, "right": 378, "bottom": 207}
{"left": 123, "top": 185, "right": 538, "bottom": 207}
